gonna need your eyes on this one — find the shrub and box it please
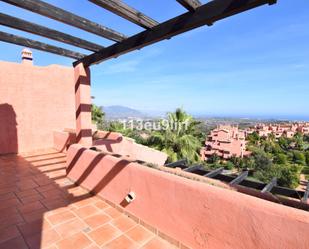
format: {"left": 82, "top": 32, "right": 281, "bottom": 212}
{"left": 273, "top": 153, "right": 288, "bottom": 165}
{"left": 224, "top": 161, "right": 234, "bottom": 170}
{"left": 292, "top": 151, "right": 306, "bottom": 165}
{"left": 254, "top": 164, "right": 301, "bottom": 189}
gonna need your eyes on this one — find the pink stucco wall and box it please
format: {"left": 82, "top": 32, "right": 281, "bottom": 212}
{"left": 0, "top": 60, "right": 76, "bottom": 154}
{"left": 94, "top": 131, "right": 168, "bottom": 165}
{"left": 53, "top": 130, "right": 76, "bottom": 152}
{"left": 67, "top": 144, "right": 309, "bottom": 249}
{"left": 74, "top": 63, "right": 92, "bottom": 146}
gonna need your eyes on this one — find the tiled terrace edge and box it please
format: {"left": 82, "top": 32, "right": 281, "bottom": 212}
{"left": 66, "top": 144, "right": 309, "bottom": 249}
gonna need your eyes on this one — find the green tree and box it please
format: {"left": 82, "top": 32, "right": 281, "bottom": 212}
{"left": 247, "top": 131, "right": 260, "bottom": 145}
{"left": 108, "top": 121, "right": 126, "bottom": 133}
{"left": 253, "top": 164, "right": 301, "bottom": 188}
{"left": 278, "top": 136, "right": 290, "bottom": 151}
{"left": 91, "top": 104, "right": 105, "bottom": 129}
{"left": 268, "top": 133, "right": 276, "bottom": 142}
{"left": 305, "top": 151, "right": 309, "bottom": 166}
{"left": 251, "top": 148, "right": 273, "bottom": 171}
{"left": 273, "top": 153, "right": 288, "bottom": 165}
{"left": 292, "top": 151, "right": 306, "bottom": 165}
{"left": 243, "top": 156, "right": 256, "bottom": 170}
{"left": 230, "top": 155, "right": 245, "bottom": 170}
{"left": 253, "top": 164, "right": 280, "bottom": 183}
{"left": 145, "top": 108, "right": 201, "bottom": 163}
{"left": 207, "top": 154, "right": 220, "bottom": 164}
{"left": 277, "top": 164, "right": 301, "bottom": 189}
{"left": 262, "top": 140, "right": 274, "bottom": 153}
{"left": 245, "top": 131, "right": 304, "bottom": 189}
{"left": 294, "top": 132, "right": 304, "bottom": 150}
{"left": 224, "top": 161, "right": 234, "bottom": 170}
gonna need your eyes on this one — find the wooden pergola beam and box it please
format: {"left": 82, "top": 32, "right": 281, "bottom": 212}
{"left": 204, "top": 167, "right": 224, "bottom": 178}
{"left": 302, "top": 182, "right": 309, "bottom": 203}
{"left": 230, "top": 171, "right": 248, "bottom": 186}
{"left": 2, "top": 0, "right": 127, "bottom": 42}
{"left": 176, "top": 0, "right": 202, "bottom": 12}
{"left": 261, "top": 177, "right": 277, "bottom": 193}
{"left": 183, "top": 165, "right": 202, "bottom": 173}
{"left": 165, "top": 159, "right": 187, "bottom": 168}
{"left": 89, "top": 0, "right": 158, "bottom": 29}
{"left": 0, "top": 13, "right": 104, "bottom": 52}
{"left": 75, "top": 0, "right": 277, "bottom": 67}
{"left": 0, "top": 31, "right": 86, "bottom": 59}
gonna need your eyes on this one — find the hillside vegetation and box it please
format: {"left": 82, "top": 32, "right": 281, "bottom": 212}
{"left": 92, "top": 105, "right": 309, "bottom": 188}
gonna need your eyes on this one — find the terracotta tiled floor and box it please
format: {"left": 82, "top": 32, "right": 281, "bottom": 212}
{"left": 0, "top": 149, "right": 177, "bottom": 249}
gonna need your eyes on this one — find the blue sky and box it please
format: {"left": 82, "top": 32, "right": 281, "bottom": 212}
{"left": 1, "top": 0, "right": 309, "bottom": 118}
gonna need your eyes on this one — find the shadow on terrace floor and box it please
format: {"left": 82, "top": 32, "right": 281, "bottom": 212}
{"left": 0, "top": 149, "right": 176, "bottom": 249}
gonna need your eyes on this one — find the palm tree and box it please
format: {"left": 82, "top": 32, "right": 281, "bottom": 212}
{"left": 108, "top": 121, "right": 126, "bottom": 133}
{"left": 145, "top": 108, "right": 202, "bottom": 163}
{"left": 91, "top": 104, "right": 105, "bottom": 129}
{"left": 268, "top": 133, "right": 276, "bottom": 142}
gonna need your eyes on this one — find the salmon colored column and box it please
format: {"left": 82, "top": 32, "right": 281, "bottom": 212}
{"left": 74, "top": 63, "right": 92, "bottom": 146}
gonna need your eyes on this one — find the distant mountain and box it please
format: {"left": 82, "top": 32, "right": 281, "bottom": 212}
{"left": 103, "top": 105, "right": 146, "bottom": 119}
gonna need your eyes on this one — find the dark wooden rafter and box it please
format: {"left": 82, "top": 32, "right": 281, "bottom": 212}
{"left": 176, "top": 0, "right": 202, "bottom": 12}
{"left": 174, "top": 160, "right": 308, "bottom": 210}
{"left": 75, "top": 0, "right": 277, "bottom": 66}
{"left": 261, "top": 177, "right": 277, "bottom": 193}
{"left": 183, "top": 165, "right": 202, "bottom": 172}
{"left": 229, "top": 171, "right": 248, "bottom": 186}
{"left": 165, "top": 159, "right": 187, "bottom": 168}
{"left": 176, "top": 163, "right": 307, "bottom": 201}
{"left": 0, "top": 31, "right": 86, "bottom": 59}
{"left": 2, "top": 0, "right": 127, "bottom": 42}
{"left": 89, "top": 0, "right": 158, "bottom": 29}
{"left": 0, "top": 13, "right": 104, "bottom": 52}
{"left": 269, "top": 185, "right": 303, "bottom": 199}
{"left": 204, "top": 167, "right": 224, "bottom": 178}
{"left": 302, "top": 182, "right": 309, "bottom": 203}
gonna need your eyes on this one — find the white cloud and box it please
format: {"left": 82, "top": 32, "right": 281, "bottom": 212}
{"left": 104, "top": 60, "right": 140, "bottom": 74}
